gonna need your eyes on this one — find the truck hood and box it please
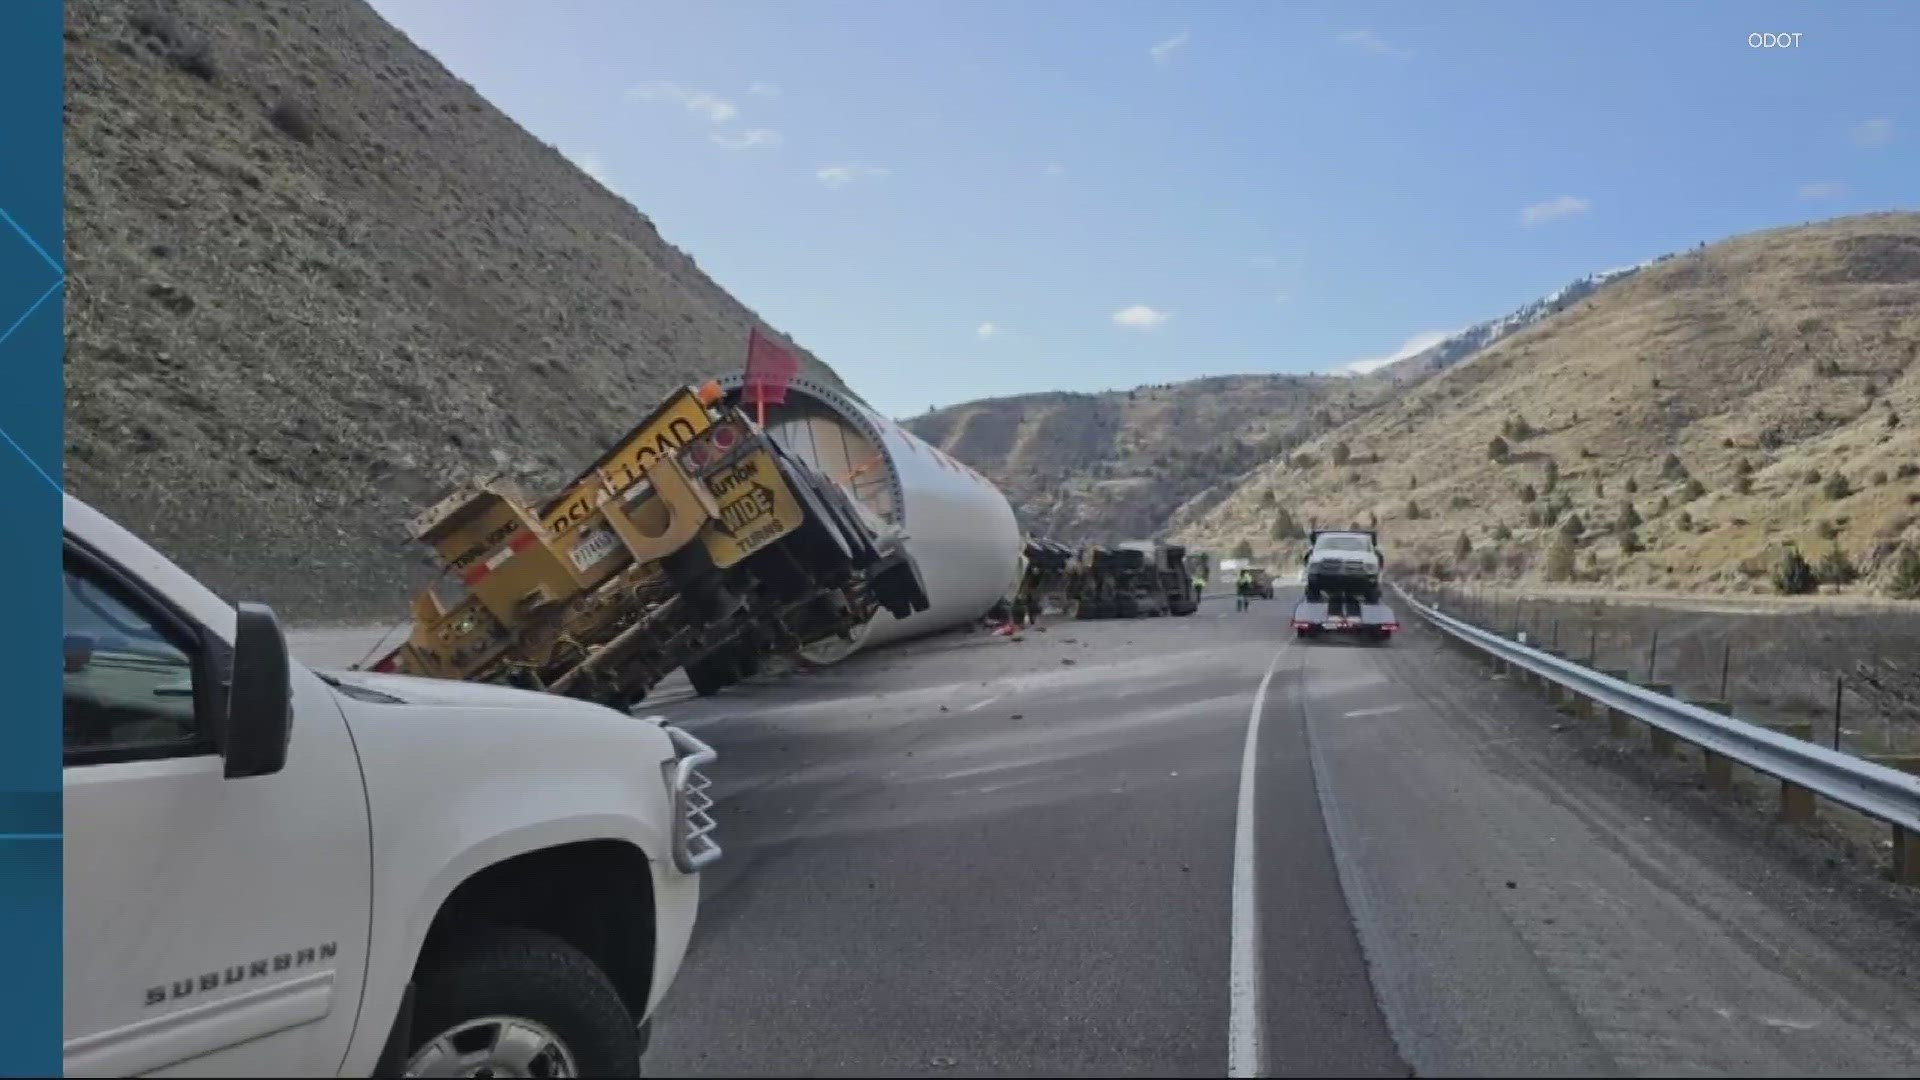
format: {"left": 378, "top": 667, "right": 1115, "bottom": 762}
{"left": 315, "top": 668, "right": 662, "bottom": 723}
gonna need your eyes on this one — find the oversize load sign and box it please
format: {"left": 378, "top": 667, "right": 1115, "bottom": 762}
{"left": 701, "top": 449, "right": 804, "bottom": 567}
{"left": 541, "top": 392, "right": 712, "bottom": 536}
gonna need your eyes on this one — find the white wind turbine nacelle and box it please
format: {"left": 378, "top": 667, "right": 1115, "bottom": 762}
{"left": 714, "top": 374, "right": 1024, "bottom": 662}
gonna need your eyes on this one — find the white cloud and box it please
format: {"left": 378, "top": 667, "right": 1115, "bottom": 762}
{"left": 1336, "top": 29, "right": 1409, "bottom": 57}
{"left": 627, "top": 81, "right": 738, "bottom": 124}
{"left": 712, "top": 128, "right": 783, "bottom": 150}
{"left": 1852, "top": 118, "right": 1895, "bottom": 146}
{"left": 1798, "top": 180, "right": 1848, "bottom": 200}
{"left": 816, "top": 164, "right": 890, "bottom": 188}
{"left": 748, "top": 82, "right": 781, "bottom": 97}
{"left": 1044, "top": 162, "right": 1068, "bottom": 177}
{"left": 1113, "top": 304, "right": 1172, "bottom": 329}
{"left": 1519, "top": 195, "right": 1591, "bottom": 226}
{"left": 1336, "top": 329, "right": 1459, "bottom": 376}
{"left": 565, "top": 149, "right": 614, "bottom": 189}
{"left": 976, "top": 322, "right": 1000, "bottom": 339}
{"left": 1274, "top": 292, "right": 1291, "bottom": 305}
{"left": 1150, "top": 30, "right": 1190, "bottom": 64}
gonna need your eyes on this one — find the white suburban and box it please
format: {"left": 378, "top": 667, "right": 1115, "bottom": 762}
{"left": 60, "top": 493, "right": 717, "bottom": 1078}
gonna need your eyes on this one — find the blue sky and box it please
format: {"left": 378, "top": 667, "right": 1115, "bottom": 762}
{"left": 368, "top": 1, "right": 1917, "bottom": 419}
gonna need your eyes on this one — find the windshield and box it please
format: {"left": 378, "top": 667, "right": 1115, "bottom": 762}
{"left": 1317, "top": 536, "right": 1371, "bottom": 552}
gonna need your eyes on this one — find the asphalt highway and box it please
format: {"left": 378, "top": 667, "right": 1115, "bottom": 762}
{"left": 291, "top": 591, "right": 1920, "bottom": 1077}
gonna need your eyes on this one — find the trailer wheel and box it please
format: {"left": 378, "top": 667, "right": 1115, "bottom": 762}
{"left": 684, "top": 653, "right": 739, "bottom": 697}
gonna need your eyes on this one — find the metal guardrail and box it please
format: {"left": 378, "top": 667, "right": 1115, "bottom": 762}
{"left": 1392, "top": 584, "right": 1920, "bottom": 868}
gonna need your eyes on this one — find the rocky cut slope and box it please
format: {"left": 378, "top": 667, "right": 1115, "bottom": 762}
{"left": 904, "top": 374, "right": 1395, "bottom": 543}
{"left": 1180, "top": 213, "right": 1920, "bottom": 598}
{"left": 64, "top": 0, "right": 842, "bottom": 622}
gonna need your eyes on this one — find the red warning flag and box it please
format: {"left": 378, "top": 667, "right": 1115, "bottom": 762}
{"left": 742, "top": 328, "right": 800, "bottom": 409}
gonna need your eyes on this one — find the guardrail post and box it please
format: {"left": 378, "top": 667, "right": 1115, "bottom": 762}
{"left": 1696, "top": 701, "right": 1735, "bottom": 791}
{"left": 1780, "top": 780, "right": 1818, "bottom": 825}
{"left": 1541, "top": 650, "right": 1568, "bottom": 708}
{"left": 1896, "top": 827, "right": 1920, "bottom": 888}
{"left": 1638, "top": 682, "right": 1677, "bottom": 755}
{"left": 1602, "top": 669, "right": 1634, "bottom": 739}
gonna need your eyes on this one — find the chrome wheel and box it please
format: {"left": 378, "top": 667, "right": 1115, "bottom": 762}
{"left": 404, "top": 1015, "right": 578, "bottom": 1078}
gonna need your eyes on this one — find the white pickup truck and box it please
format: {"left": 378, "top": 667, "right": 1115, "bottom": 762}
{"left": 60, "top": 493, "right": 718, "bottom": 1077}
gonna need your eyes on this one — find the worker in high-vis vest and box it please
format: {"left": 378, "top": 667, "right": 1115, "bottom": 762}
{"left": 1235, "top": 569, "right": 1255, "bottom": 612}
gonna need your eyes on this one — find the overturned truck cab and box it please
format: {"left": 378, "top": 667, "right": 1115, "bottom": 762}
{"left": 368, "top": 383, "right": 929, "bottom": 705}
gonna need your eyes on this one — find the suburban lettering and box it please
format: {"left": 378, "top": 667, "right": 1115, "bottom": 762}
{"left": 143, "top": 942, "right": 341, "bottom": 1009}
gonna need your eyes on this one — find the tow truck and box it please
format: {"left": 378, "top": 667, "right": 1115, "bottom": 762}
{"left": 1290, "top": 529, "right": 1399, "bottom": 644}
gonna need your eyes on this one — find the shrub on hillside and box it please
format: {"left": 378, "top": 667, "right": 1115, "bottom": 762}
{"left": 1625, "top": 476, "right": 1638, "bottom": 494}
{"left": 1449, "top": 494, "right": 1472, "bottom": 510}
{"left": 1270, "top": 507, "right": 1304, "bottom": 541}
{"left": 1519, "top": 483, "right": 1538, "bottom": 504}
{"left": 1873, "top": 469, "right": 1890, "bottom": 486}
{"left": 1406, "top": 499, "right": 1423, "bottom": 520}
{"left": 1899, "top": 463, "right": 1920, "bottom": 480}
{"left": 1619, "top": 530, "right": 1644, "bottom": 555}
{"left": 1488, "top": 435, "right": 1510, "bottom": 463}
{"left": 1889, "top": 546, "right": 1920, "bottom": 600}
{"left": 1231, "top": 540, "right": 1254, "bottom": 560}
{"left": 1734, "top": 474, "right": 1753, "bottom": 495}
{"left": 1817, "top": 544, "right": 1858, "bottom": 587}
{"left": 1617, "top": 501, "right": 1642, "bottom": 532}
{"left": 1661, "top": 453, "right": 1689, "bottom": 481}
{"left": 1331, "top": 442, "right": 1352, "bottom": 467}
{"left": 1804, "top": 468, "right": 1823, "bottom": 486}
{"left": 1560, "top": 513, "right": 1585, "bottom": 539}
{"left": 1491, "top": 524, "right": 1513, "bottom": 541}
{"left": 1543, "top": 459, "right": 1559, "bottom": 494}
{"left": 1454, "top": 532, "right": 1472, "bottom": 562}
{"left": 1526, "top": 506, "right": 1543, "bottom": 528}
{"left": 1683, "top": 477, "right": 1707, "bottom": 501}
{"left": 1773, "top": 545, "right": 1817, "bottom": 595}
{"left": 1547, "top": 534, "right": 1577, "bottom": 581}
{"left": 269, "top": 100, "right": 317, "bottom": 144}
{"left": 1823, "top": 471, "right": 1853, "bottom": 500}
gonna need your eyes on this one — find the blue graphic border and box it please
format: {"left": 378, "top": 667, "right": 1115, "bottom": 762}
{"left": 0, "top": 1, "right": 65, "bottom": 1073}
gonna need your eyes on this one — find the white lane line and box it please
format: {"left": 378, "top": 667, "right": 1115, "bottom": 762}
{"left": 965, "top": 695, "right": 1003, "bottom": 712}
{"left": 1341, "top": 703, "right": 1409, "bottom": 719}
{"left": 1230, "top": 642, "right": 1290, "bottom": 1078}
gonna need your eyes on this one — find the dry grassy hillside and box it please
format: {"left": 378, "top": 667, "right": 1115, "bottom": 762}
{"left": 64, "top": 0, "right": 840, "bottom": 621}
{"left": 905, "top": 374, "right": 1393, "bottom": 542}
{"left": 1181, "top": 212, "right": 1920, "bottom": 598}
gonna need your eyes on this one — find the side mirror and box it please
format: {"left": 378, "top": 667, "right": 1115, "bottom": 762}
{"left": 225, "top": 602, "right": 293, "bottom": 779}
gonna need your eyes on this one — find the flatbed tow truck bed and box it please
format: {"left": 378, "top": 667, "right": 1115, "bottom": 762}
{"left": 1290, "top": 595, "right": 1400, "bottom": 643}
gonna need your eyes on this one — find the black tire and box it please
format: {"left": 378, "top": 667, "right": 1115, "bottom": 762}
{"left": 408, "top": 927, "right": 640, "bottom": 1078}
{"left": 684, "top": 653, "right": 736, "bottom": 697}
